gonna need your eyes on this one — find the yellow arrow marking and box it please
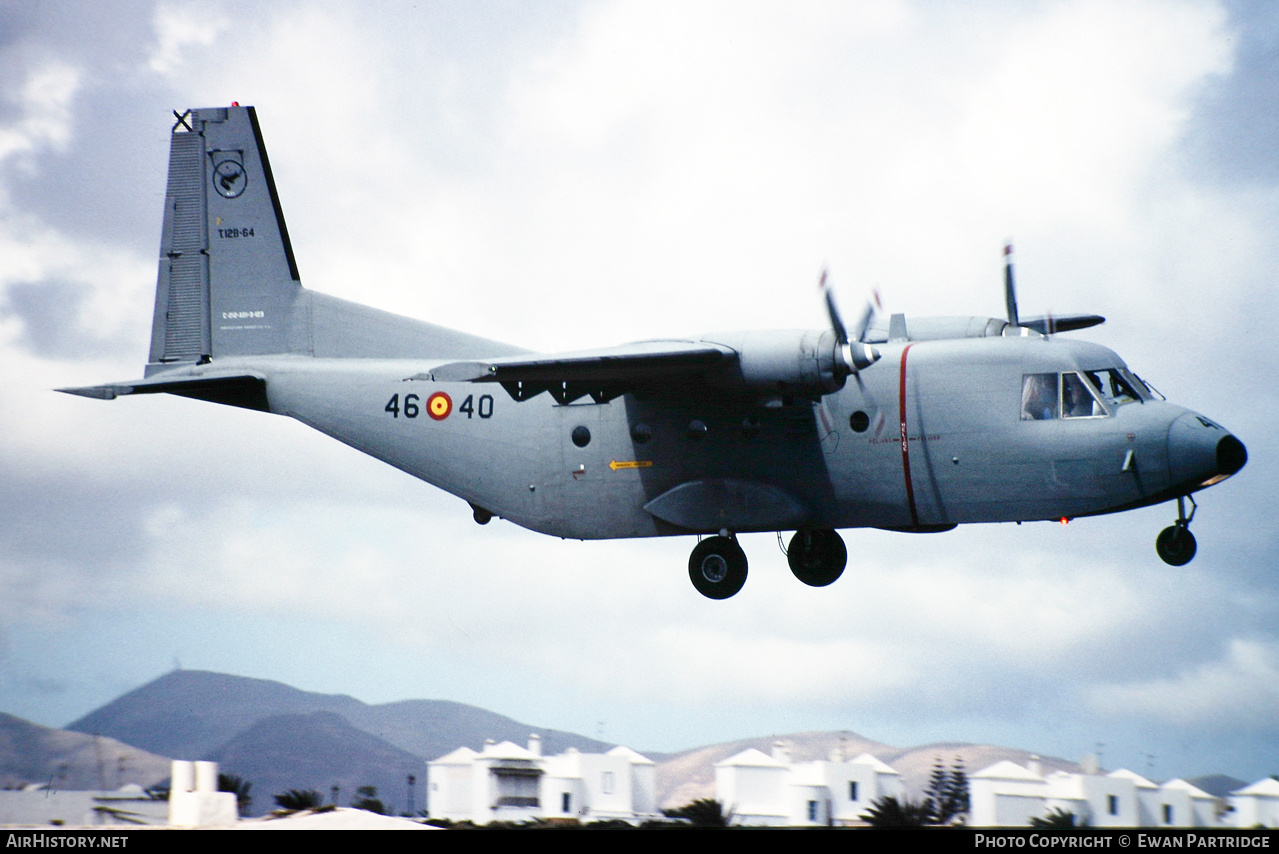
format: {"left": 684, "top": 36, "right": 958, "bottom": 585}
{"left": 609, "top": 459, "right": 653, "bottom": 471}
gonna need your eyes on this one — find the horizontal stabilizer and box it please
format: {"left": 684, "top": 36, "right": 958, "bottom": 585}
{"left": 58, "top": 370, "right": 269, "bottom": 412}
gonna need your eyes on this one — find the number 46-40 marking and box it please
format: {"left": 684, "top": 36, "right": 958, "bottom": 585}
{"left": 385, "top": 393, "right": 493, "bottom": 420}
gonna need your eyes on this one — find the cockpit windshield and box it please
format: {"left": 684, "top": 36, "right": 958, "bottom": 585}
{"left": 1084, "top": 368, "right": 1144, "bottom": 407}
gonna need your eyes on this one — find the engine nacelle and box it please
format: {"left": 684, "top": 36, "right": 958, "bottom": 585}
{"left": 702, "top": 329, "right": 876, "bottom": 396}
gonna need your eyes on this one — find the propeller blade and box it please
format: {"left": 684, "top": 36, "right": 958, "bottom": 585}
{"left": 818, "top": 269, "right": 880, "bottom": 374}
{"left": 1020, "top": 313, "right": 1105, "bottom": 334}
{"left": 850, "top": 289, "right": 880, "bottom": 344}
{"left": 1004, "top": 243, "right": 1020, "bottom": 327}
{"left": 819, "top": 269, "right": 849, "bottom": 345}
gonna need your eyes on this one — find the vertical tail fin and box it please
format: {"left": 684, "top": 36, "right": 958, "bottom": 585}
{"left": 146, "top": 106, "right": 301, "bottom": 375}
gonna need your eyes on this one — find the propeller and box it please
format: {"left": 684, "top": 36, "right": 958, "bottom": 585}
{"left": 1003, "top": 243, "right": 1020, "bottom": 327}
{"left": 817, "top": 270, "right": 886, "bottom": 441}
{"left": 819, "top": 269, "right": 880, "bottom": 374}
{"left": 1003, "top": 242, "right": 1105, "bottom": 335}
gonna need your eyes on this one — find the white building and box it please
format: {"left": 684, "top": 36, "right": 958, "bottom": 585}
{"left": 0, "top": 760, "right": 236, "bottom": 828}
{"left": 426, "top": 735, "right": 656, "bottom": 825}
{"left": 0, "top": 784, "right": 169, "bottom": 827}
{"left": 970, "top": 758, "right": 1219, "bottom": 828}
{"left": 1229, "top": 778, "right": 1279, "bottom": 828}
{"left": 714, "top": 741, "right": 904, "bottom": 826}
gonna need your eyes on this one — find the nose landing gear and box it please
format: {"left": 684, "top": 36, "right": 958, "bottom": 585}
{"left": 689, "top": 534, "right": 748, "bottom": 599}
{"left": 1156, "top": 495, "right": 1197, "bottom": 566}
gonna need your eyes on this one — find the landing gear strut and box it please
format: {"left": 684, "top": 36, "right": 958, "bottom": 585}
{"left": 1155, "top": 495, "right": 1197, "bottom": 566}
{"left": 787, "top": 529, "right": 848, "bottom": 587}
{"left": 689, "top": 535, "right": 748, "bottom": 599}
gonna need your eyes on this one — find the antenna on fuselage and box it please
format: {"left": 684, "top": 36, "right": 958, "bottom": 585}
{"left": 1003, "top": 242, "right": 1020, "bottom": 328}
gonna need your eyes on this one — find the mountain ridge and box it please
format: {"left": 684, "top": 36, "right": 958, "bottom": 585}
{"left": 3, "top": 669, "right": 1236, "bottom": 812}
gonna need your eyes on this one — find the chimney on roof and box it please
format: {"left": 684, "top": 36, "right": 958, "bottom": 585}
{"left": 528, "top": 734, "right": 542, "bottom": 756}
{"left": 1028, "top": 755, "right": 1043, "bottom": 777}
{"left": 772, "top": 741, "right": 790, "bottom": 762}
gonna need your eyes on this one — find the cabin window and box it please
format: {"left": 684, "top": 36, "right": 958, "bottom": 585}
{"left": 1108, "top": 795, "right": 1119, "bottom": 816}
{"left": 1162, "top": 803, "right": 1173, "bottom": 824}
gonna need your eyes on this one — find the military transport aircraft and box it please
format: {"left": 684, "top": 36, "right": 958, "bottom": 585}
{"left": 61, "top": 105, "right": 1247, "bottom": 599}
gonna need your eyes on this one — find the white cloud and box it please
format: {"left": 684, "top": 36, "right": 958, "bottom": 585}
{"left": 1087, "top": 638, "right": 1279, "bottom": 729}
{"left": 147, "top": 2, "right": 230, "bottom": 76}
{"left": 0, "top": 62, "right": 80, "bottom": 170}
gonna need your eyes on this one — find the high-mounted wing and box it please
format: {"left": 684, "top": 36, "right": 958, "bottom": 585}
{"left": 415, "top": 340, "right": 736, "bottom": 405}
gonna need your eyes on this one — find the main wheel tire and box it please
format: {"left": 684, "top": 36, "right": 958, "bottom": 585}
{"left": 689, "top": 536, "right": 748, "bottom": 599}
{"left": 1155, "top": 524, "right": 1197, "bottom": 566}
{"left": 787, "top": 529, "right": 848, "bottom": 587}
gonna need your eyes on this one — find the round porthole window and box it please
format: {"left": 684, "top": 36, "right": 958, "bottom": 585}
{"left": 571, "top": 425, "right": 591, "bottom": 447}
{"left": 631, "top": 423, "right": 652, "bottom": 444}
{"left": 849, "top": 410, "right": 870, "bottom": 433}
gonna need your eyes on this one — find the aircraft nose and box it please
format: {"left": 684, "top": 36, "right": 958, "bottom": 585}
{"left": 1167, "top": 413, "right": 1247, "bottom": 489}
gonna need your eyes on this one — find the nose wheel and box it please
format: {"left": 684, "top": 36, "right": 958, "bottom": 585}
{"left": 787, "top": 529, "right": 848, "bottom": 587}
{"left": 1156, "top": 496, "right": 1198, "bottom": 566}
{"left": 689, "top": 535, "right": 748, "bottom": 599}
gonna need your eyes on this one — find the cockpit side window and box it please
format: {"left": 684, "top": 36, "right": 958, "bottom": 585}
{"left": 1021, "top": 373, "right": 1058, "bottom": 420}
{"left": 1022, "top": 372, "right": 1111, "bottom": 420}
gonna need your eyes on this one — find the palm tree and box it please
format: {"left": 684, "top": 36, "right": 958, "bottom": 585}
{"left": 273, "top": 788, "right": 323, "bottom": 811}
{"left": 218, "top": 773, "right": 252, "bottom": 813}
{"left": 351, "top": 785, "right": 387, "bottom": 815}
{"left": 861, "top": 795, "right": 935, "bottom": 827}
{"left": 1030, "top": 807, "right": 1087, "bottom": 828}
{"left": 661, "top": 798, "right": 730, "bottom": 827}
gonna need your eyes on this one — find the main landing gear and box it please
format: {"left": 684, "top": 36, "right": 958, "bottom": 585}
{"left": 688, "top": 535, "right": 748, "bottom": 599}
{"left": 1155, "top": 495, "right": 1197, "bottom": 567}
{"left": 686, "top": 528, "right": 849, "bottom": 599}
{"left": 787, "top": 528, "right": 848, "bottom": 587}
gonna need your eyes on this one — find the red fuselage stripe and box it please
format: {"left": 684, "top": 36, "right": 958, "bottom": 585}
{"left": 899, "top": 344, "right": 919, "bottom": 527}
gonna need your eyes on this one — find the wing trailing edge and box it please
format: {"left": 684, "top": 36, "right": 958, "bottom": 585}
{"left": 416, "top": 341, "right": 734, "bottom": 404}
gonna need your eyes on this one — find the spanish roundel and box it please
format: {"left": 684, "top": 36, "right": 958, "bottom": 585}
{"left": 427, "top": 391, "right": 452, "bottom": 420}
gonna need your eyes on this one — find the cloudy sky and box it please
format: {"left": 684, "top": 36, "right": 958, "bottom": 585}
{"left": 1, "top": 0, "right": 1275, "bottom": 784}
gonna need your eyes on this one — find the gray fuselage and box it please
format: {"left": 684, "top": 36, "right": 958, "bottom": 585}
{"left": 241, "top": 334, "right": 1226, "bottom": 540}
